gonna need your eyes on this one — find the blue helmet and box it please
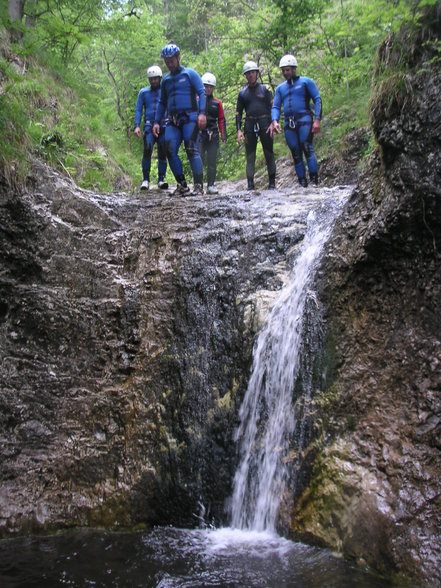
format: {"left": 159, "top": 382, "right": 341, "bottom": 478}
{"left": 161, "top": 43, "right": 180, "bottom": 58}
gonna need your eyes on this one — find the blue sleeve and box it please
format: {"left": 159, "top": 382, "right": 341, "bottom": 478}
{"left": 155, "top": 79, "right": 167, "bottom": 124}
{"left": 187, "top": 68, "right": 206, "bottom": 114}
{"left": 134, "top": 90, "right": 144, "bottom": 128}
{"left": 306, "top": 78, "right": 322, "bottom": 120}
{"left": 271, "top": 86, "right": 282, "bottom": 121}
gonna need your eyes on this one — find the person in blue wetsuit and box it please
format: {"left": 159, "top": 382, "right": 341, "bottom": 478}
{"left": 134, "top": 65, "right": 168, "bottom": 191}
{"left": 268, "top": 54, "right": 321, "bottom": 187}
{"left": 153, "top": 43, "right": 206, "bottom": 196}
{"left": 236, "top": 60, "right": 276, "bottom": 191}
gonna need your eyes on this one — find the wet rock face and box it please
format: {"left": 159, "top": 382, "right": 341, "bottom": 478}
{"left": 0, "top": 162, "right": 322, "bottom": 534}
{"left": 292, "top": 4, "right": 441, "bottom": 584}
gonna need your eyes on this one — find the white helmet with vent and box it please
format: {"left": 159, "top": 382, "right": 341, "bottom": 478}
{"left": 147, "top": 65, "right": 163, "bottom": 78}
{"left": 279, "top": 54, "right": 298, "bottom": 68}
{"left": 242, "top": 60, "right": 260, "bottom": 75}
{"left": 202, "top": 72, "right": 216, "bottom": 87}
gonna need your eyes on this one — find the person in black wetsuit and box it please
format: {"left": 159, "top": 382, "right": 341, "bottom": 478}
{"left": 236, "top": 61, "right": 276, "bottom": 190}
{"left": 199, "top": 72, "right": 227, "bottom": 194}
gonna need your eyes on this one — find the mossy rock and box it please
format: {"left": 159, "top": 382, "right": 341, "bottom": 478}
{"left": 291, "top": 439, "right": 397, "bottom": 575}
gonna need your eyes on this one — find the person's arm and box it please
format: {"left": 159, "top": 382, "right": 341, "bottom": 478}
{"left": 267, "top": 87, "right": 281, "bottom": 138}
{"left": 217, "top": 100, "right": 227, "bottom": 142}
{"left": 307, "top": 78, "right": 322, "bottom": 134}
{"left": 264, "top": 85, "right": 273, "bottom": 112}
{"left": 236, "top": 92, "right": 245, "bottom": 145}
{"left": 187, "top": 69, "right": 207, "bottom": 129}
{"left": 271, "top": 86, "right": 282, "bottom": 123}
{"left": 134, "top": 90, "right": 144, "bottom": 137}
{"left": 153, "top": 80, "right": 167, "bottom": 137}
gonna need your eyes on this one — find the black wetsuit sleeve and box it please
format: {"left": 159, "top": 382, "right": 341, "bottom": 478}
{"left": 264, "top": 86, "right": 273, "bottom": 111}
{"left": 236, "top": 92, "right": 244, "bottom": 131}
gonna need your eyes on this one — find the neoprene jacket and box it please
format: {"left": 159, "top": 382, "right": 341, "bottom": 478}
{"left": 271, "top": 76, "right": 322, "bottom": 124}
{"left": 205, "top": 95, "right": 227, "bottom": 140}
{"left": 235, "top": 83, "right": 272, "bottom": 131}
{"left": 155, "top": 66, "right": 206, "bottom": 122}
{"left": 134, "top": 86, "right": 165, "bottom": 129}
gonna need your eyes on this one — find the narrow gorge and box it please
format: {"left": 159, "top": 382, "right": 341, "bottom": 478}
{"left": 1, "top": 3, "right": 440, "bottom": 585}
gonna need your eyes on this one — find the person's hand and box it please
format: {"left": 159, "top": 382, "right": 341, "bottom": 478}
{"left": 198, "top": 114, "right": 207, "bottom": 129}
{"left": 237, "top": 130, "right": 244, "bottom": 146}
{"left": 152, "top": 123, "right": 160, "bottom": 138}
{"left": 267, "top": 121, "right": 280, "bottom": 139}
{"left": 312, "top": 119, "right": 321, "bottom": 134}
{"left": 134, "top": 126, "right": 141, "bottom": 138}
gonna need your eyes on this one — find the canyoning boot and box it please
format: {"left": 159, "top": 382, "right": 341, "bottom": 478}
{"left": 309, "top": 172, "right": 319, "bottom": 187}
{"left": 140, "top": 180, "right": 150, "bottom": 191}
{"left": 268, "top": 175, "right": 276, "bottom": 190}
{"left": 299, "top": 177, "right": 308, "bottom": 188}
{"left": 206, "top": 185, "right": 218, "bottom": 195}
{"left": 173, "top": 182, "right": 190, "bottom": 196}
{"left": 247, "top": 178, "right": 255, "bottom": 191}
{"left": 158, "top": 180, "right": 169, "bottom": 190}
{"left": 191, "top": 183, "right": 204, "bottom": 196}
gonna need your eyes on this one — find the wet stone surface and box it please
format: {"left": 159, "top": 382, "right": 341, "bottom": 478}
{"left": 0, "top": 160, "right": 336, "bottom": 535}
{"left": 291, "top": 6, "right": 441, "bottom": 584}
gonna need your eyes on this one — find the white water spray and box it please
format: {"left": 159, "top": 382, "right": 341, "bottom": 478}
{"left": 230, "top": 191, "right": 349, "bottom": 532}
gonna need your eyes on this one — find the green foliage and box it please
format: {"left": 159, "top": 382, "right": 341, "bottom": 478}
{"left": 368, "top": 0, "right": 439, "bottom": 134}
{"left": 0, "top": 0, "right": 437, "bottom": 190}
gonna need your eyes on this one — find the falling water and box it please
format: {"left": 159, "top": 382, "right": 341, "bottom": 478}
{"left": 231, "top": 191, "right": 349, "bottom": 532}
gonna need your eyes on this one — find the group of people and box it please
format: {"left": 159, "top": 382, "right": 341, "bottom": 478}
{"left": 134, "top": 43, "right": 322, "bottom": 195}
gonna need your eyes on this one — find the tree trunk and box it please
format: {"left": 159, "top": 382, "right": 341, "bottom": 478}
{"left": 8, "top": 0, "right": 25, "bottom": 40}
{"left": 8, "top": 0, "right": 25, "bottom": 22}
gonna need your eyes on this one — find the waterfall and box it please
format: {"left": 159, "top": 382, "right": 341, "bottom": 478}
{"left": 230, "top": 191, "right": 349, "bottom": 532}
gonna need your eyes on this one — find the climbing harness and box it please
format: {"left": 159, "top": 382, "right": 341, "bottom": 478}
{"left": 172, "top": 112, "right": 190, "bottom": 127}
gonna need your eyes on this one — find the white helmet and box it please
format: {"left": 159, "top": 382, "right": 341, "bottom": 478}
{"left": 147, "top": 65, "right": 163, "bottom": 78}
{"left": 279, "top": 54, "right": 298, "bottom": 68}
{"left": 242, "top": 60, "right": 260, "bottom": 75}
{"left": 202, "top": 72, "right": 216, "bottom": 87}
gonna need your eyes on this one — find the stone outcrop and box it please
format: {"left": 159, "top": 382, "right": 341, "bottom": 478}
{"left": 0, "top": 162, "right": 328, "bottom": 534}
{"left": 290, "top": 3, "right": 441, "bottom": 584}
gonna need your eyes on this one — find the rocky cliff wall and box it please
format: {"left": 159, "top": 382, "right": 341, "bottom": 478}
{"left": 291, "top": 3, "right": 441, "bottom": 584}
{"left": 0, "top": 162, "right": 326, "bottom": 534}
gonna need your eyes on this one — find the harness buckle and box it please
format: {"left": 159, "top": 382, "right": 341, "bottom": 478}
{"left": 172, "top": 112, "right": 190, "bottom": 127}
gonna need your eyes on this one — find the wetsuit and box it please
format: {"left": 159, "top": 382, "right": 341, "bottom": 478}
{"left": 236, "top": 83, "right": 276, "bottom": 185}
{"left": 199, "top": 95, "right": 227, "bottom": 187}
{"left": 134, "top": 85, "right": 168, "bottom": 184}
{"left": 271, "top": 76, "right": 321, "bottom": 183}
{"left": 155, "top": 66, "right": 206, "bottom": 186}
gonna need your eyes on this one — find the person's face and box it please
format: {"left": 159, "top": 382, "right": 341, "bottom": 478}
{"left": 282, "top": 66, "right": 296, "bottom": 81}
{"left": 204, "top": 84, "right": 214, "bottom": 96}
{"left": 245, "top": 70, "right": 258, "bottom": 86}
{"left": 149, "top": 76, "right": 161, "bottom": 89}
{"left": 164, "top": 55, "right": 180, "bottom": 74}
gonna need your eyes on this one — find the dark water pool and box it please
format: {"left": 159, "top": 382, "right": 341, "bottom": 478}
{"left": 0, "top": 526, "right": 404, "bottom": 587}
